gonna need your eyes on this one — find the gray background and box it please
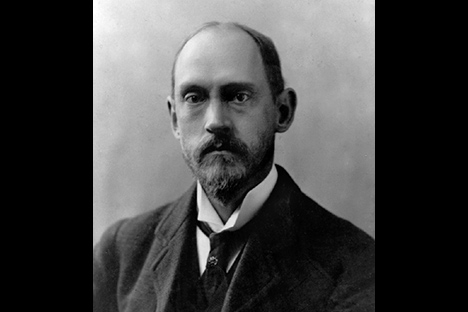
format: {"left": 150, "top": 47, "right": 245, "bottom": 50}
{"left": 93, "top": 0, "right": 375, "bottom": 246}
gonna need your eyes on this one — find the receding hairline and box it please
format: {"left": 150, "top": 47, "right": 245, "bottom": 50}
{"left": 174, "top": 23, "right": 261, "bottom": 72}
{"left": 171, "top": 22, "right": 284, "bottom": 99}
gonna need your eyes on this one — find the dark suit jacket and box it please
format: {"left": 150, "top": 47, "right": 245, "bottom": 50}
{"left": 93, "top": 165, "right": 375, "bottom": 312}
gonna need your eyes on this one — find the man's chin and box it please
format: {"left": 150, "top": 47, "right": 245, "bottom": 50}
{"left": 196, "top": 156, "right": 247, "bottom": 197}
{"left": 200, "top": 152, "right": 240, "bottom": 167}
{"left": 199, "top": 160, "right": 245, "bottom": 183}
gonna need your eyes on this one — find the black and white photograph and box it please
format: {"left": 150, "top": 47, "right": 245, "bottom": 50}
{"left": 93, "top": 0, "right": 375, "bottom": 311}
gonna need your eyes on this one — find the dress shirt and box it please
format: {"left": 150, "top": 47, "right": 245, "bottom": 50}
{"left": 196, "top": 164, "right": 278, "bottom": 275}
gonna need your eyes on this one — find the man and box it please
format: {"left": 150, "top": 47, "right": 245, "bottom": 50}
{"left": 93, "top": 21, "right": 375, "bottom": 312}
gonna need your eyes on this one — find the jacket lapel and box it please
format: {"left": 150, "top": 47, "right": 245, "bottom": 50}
{"left": 150, "top": 183, "right": 199, "bottom": 312}
{"left": 222, "top": 165, "right": 300, "bottom": 312}
{"left": 222, "top": 231, "right": 282, "bottom": 312}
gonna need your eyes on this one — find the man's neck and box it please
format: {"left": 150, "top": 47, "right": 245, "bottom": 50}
{"left": 205, "top": 161, "right": 274, "bottom": 223}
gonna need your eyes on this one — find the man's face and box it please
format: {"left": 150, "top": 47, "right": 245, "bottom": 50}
{"left": 170, "top": 27, "right": 278, "bottom": 200}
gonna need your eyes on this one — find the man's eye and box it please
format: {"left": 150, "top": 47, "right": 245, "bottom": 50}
{"left": 184, "top": 94, "right": 205, "bottom": 104}
{"left": 231, "top": 92, "right": 250, "bottom": 104}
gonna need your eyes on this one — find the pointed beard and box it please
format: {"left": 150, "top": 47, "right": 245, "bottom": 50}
{"left": 181, "top": 133, "right": 274, "bottom": 204}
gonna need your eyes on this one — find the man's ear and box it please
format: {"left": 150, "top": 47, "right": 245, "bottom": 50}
{"left": 167, "top": 96, "right": 180, "bottom": 139}
{"left": 275, "top": 88, "right": 297, "bottom": 133}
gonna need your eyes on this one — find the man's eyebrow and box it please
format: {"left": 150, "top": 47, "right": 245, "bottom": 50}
{"left": 220, "top": 82, "right": 257, "bottom": 93}
{"left": 178, "top": 83, "right": 207, "bottom": 97}
{"left": 178, "top": 82, "right": 258, "bottom": 97}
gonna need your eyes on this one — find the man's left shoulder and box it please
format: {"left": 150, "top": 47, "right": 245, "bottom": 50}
{"left": 292, "top": 191, "right": 375, "bottom": 278}
{"left": 297, "top": 191, "right": 374, "bottom": 251}
{"left": 275, "top": 165, "right": 374, "bottom": 263}
{"left": 269, "top": 168, "right": 375, "bottom": 309}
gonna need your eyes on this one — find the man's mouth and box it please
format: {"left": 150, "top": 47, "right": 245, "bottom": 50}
{"left": 210, "top": 150, "right": 232, "bottom": 155}
{"left": 203, "top": 145, "right": 232, "bottom": 155}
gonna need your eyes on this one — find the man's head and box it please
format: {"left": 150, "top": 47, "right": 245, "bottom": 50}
{"left": 167, "top": 22, "right": 297, "bottom": 204}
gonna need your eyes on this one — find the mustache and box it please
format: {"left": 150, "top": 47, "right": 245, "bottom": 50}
{"left": 196, "top": 134, "right": 248, "bottom": 161}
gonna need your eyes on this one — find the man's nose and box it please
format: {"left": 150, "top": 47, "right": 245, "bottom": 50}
{"left": 204, "top": 99, "right": 232, "bottom": 134}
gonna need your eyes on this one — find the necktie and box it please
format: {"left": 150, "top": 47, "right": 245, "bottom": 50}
{"left": 196, "top": 222, "right": 234, "bottom": 310}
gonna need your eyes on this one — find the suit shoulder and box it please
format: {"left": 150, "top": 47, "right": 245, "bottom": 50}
{"left": 296, "top": 192, "right": 374, "bottom": 247}
{"left": 119, "top": 203, "right": 173, "bottom": 238}
{"left": 95, "top": 200, "right": 175, "bottom": 255}
{"left": 276, "top": 166, "right": 374, "bottom": 254}
{"left": 294, "top": 195, "right": 375, "bottom": 309}
{"left": 293, "top": 192, "right": 374, "bottom": 277}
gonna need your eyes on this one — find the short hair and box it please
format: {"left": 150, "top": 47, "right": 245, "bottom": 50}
{"left": 171, "top": 22, "right": 285, "bottom": 101}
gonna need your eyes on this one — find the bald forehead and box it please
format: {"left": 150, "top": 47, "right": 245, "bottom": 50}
{"left": 176, "top": 25, "right": 261, "bottom": 65}
{"left": 174, "top": 26, "right": 268, "bottom": 94}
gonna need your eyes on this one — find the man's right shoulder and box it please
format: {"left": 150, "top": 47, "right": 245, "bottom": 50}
{"left": 93, "top": 186, "right": 197, "bottom": 312}
{"left": 94, "top": 201, "right": 172, "bottom": 259}
{"left": 116, "top": 201, "right": 174, "bottom": 242}
{"left": 95, "top": 182, "right": 196, "bottom": 258}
